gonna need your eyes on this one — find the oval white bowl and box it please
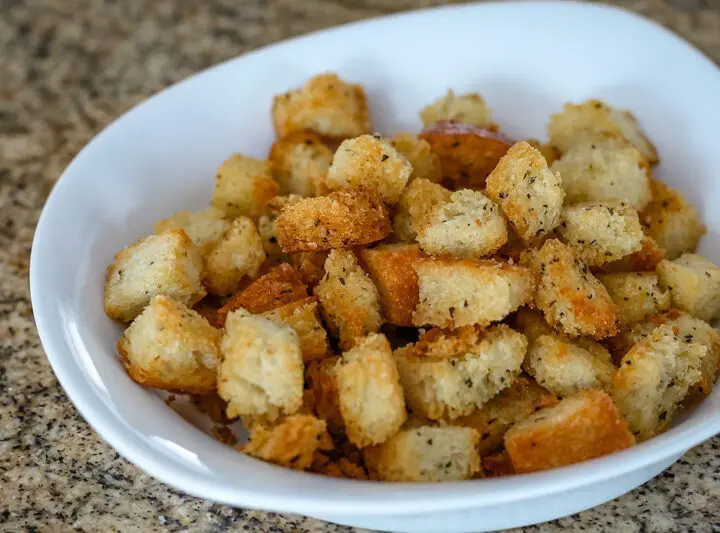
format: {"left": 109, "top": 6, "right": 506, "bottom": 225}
{"left": 30, "top": 2, "right": 720, "bottom": 532}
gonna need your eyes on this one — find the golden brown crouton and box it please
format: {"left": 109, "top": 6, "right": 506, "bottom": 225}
{"left": 657, "top": 253, "right": 720, "bottom": 322}
{"left": 598, "top": 272, "right": 671, "bottom": 326}
{"left": 558, "top": 202, "right": 644, "bottom": 266}
{"left": 599, "top": 235, "right": 666, "bottom": 273}
{"left": 154, "top": 207, "right": 230, "bottom": 254}
{"left": 104, "top": 229, "right": 206, "bottom": 322}
{"left": 211, "top": 154, "right": 279, "bottom": 218}
{"left": 276, "top": 186, "right": 390, "bottom": 253}
{"left": 483, "top": 450, "right": 515, "bottom": 477}
{"left": 420, "top": 89, "right": 494, "bottom": 128}
{"left": 526, "top": 139, "right": 561, "bottom": 166}
{"left": 268, "top": 131, "right": 334, "bottom": 197}
{"left": 485, "top": 141, "right": 565, "bottom": 244}
{"left": 305, "top": 356, "right": 344, "bottom": 435}
{"left": 527, "top": 239, "right": 618, "bottom": 339}
{"left": 392, "top": 178, "right": 452, "bottom": 241}
{"left": 364, "top": 425, "right": 480, "bottom": 482}
{"left": 118, "top": 295, "right": 220, "bottom": 394}
{"left": 390, "top": 133, "right": 442, "bottom": 183}
{"left": 326, "top": 134, "right": 412, "bottom": 204}
{"left": 640, "top": 180, "right": 706, "bottom": 259}
{"left": 335, "top": 334, "right": 407, "bottom": 447}
{"left": 413, "top": 257, "right": 535, "bottom": 328}
{"left": 505, "top": 388, "right": 635, "bottom": 473}
{"left": 272, "top": 73, "right": 371, "bottom": 140}
{"left": 314, "top": 249, "right": 382, "bottom": 350}
{"left": 288, "top": 251, "right": 328, "bottom": 288}
{"left": 256, "top": 195, "right": 304, "bottom": 260}
{"left": 262, "top": 297, "right": 329, "bottom": 363}
{"left": 394, "top": 325, "right": 528, "bottom": 419}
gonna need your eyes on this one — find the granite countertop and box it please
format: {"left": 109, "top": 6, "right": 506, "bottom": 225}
{"left": 1, "top": 0, "right": 719, "bottom": 531}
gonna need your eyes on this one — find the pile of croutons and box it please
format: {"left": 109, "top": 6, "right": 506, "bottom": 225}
{"left": 104, "top": 72, "right": 720, "bottom": 482}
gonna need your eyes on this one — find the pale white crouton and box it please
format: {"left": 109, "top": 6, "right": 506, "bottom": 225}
{"left": 390, "top": 133, "right": 442, "bottom": 183}
{"left": 262, "top": 297, "right": 329, "bottom": 363}
{"left": 154, "top": 207, "right": 230, "bottom": 254}
{"left": 598, "top": 272, "right": 671, "bottom": 326}
{"left": 393, "top": 178, "right": 452, "bottom": 241}
{"left": 420, "top": 89, "right": 494, "bottom": 128}
{"left": 657, "top": 253, "right": 720, "bottom": 321}
{"left": 268, "top": 131, "right": 334, "bottom": 197}
{"left": 211, "top": 154, "right": 279, "bottom": 218}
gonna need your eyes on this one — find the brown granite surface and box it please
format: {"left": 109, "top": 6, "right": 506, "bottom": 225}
{"left": 1, "top": 0, "right": 719, "bottom": 531}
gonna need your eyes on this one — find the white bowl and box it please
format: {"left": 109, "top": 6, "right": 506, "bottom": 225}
{"left": 30, "top": 2, "right": 720, "bottom": 532}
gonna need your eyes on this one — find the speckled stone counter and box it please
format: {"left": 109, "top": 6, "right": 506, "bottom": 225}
{"left": 1, "top": 0, "right": 719, "bottom": 531}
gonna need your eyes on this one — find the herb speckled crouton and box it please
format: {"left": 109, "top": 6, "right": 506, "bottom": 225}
{"left": 657, "top": 253, "right": 720, "bottom": 321}
{"left": 485, "top": 141, "right": 565, "bottom": 244}
{"left": 154, "top": 207, "right": 230, "bottom": 254}
{"left": 393, "top": 178, "right": 452, "bottom": 241}
{"left": 420, "top": 89, "right": 494, "bottom": 129}
{"left": 390, "top": 133, "right": 442, "bottom": 183}
{"left": 256, "top": 195, "right": 304, "bottom": 260}
{"left": 211, "top": 154, "right": 279, "bottom": 218}
{"left": 262, "top": 297, "right": 329, "bottom": 363}
{"left": 599, "top": 235, "right": 666, "bottom": 273}
{"left": 268, "top": 131, "right": 334, "bottom": 197}
{"left": 288, "top": 251, "right": 328, "bottom": 288}
{"left": 598, "top": 272, "right": 670, "bottom": 326}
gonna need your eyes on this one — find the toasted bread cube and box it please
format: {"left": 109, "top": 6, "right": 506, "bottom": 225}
{"left": 558, "top": 202, "right": 644, "bottom": 266}
{"left": 657, "top": 254, "right": 720, "bottom": 321}
{"left": 413, "top": 257, "right": 534, "bottom": 328}
{"left": 393, "top": 178, "right": 452, "bottom": 241}
{"left": 262, "top": 297, "right": 329, "bottom": 363}
{"left": 390, "top": 133, "right": 442, "bottom": 183}
{"left": 526, "top": 139, "right": 561, "bottom": 166}
{"left": 394, "top": 325, "right": 528, "bottom": 419}
{"left": 288, "top": 251, "right": 328, "bottom": 288}
{"left": 305, "top": 356, "right": 344, "bottom": 435}
{"left": 268, "top": 131, "right": 334, "bottom": 197}
{"left": 417, "top": 189, "right": 508, "bottom": 259}
{"left": 420, "top": 89, "right": 493, "bottom": 128}
{"left": 599, "top": 235, "right": 666, "bottom": 273}
{"left": 211, "top": 154, "right": 279, "bottom": 218}
{"left": 314, "top": 249, "right": 382, "bottom": 350}
{"left": 550, "top": 137, "right": 651, "bottom": 210}
{"left": 640, "top": 180, "right": 705, "bottom": 259}
{"left": 154, "top": 207, "right": 230, "bottom": 254}
{"left": 598, "top": 272, "right": 671, "bottom": 326}
{"left": 334, "top": 334, "right": 407, "bottom": 447}
{"left": 364, "top": 425, "right": 480, "bottom": 482}
{"left": 218, "top": 309, "right": 303, "bottom": 421}
{"left": 117, "top": 295, "right": 220, "bottom": 394}
{"left": 485, "top": 141, "right": 565, "bottom": 244}
{"left": 256, "top": 195, "right": 304, "bottom": 260}
{"left": 359, "top": 243, "right": 426, "bottom": 327}
{"left": 505, "top": 389, "right": 635, "bottom": 473}
{"left": 549, "top": 100, "right": 658, "bottom": 164}
{"left": 613, "top": 324, "right": 704, "bottom": 440}
{"left": 483, "top": 450, "right": 515, "bottom": 477}
{"left": 272, "top": 73, "right": 371, "bottom": 140}
{"left": 326, "top": 135, "right": 412, "bottom": 205}
{"left": 276, "top": 186, "right": 390, "bottom": 253}
{"left": 528, "top": 239, "right": 618, "bottom": 339}
{"left": 104, "top": 229, "right": 206, "bottom": 322}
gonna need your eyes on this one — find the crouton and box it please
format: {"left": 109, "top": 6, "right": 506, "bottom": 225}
{"left": 364, "top": 425, "right": 480, "bottom": 482}
{"left": 256, "top": 195, "right": 304, "bottom": 260}
{"left": 613, "top": 324, "right": 704, "bottom": 440}
{"left": 417, "top": 189, "right": 508, "bottom": 259}
{"left": 505, "top": 389, "right": 635, "bottom": 473}
{"left": 558, "top": 202, "right": 644, "bottom": 266}
{"left": 390, "top": 133, "right": 442, "bottom": 183}
{"left": 314, "top": 249, "right": 382, "bottom": 349}
{"left": 211, "top": 154, "right": 279, "bottom": 218}
{"left": 325, "top": 134, "right": 412, "bottom": 204}
{"left": 359, "top": 243, "right": 426, "bottom": 327}
{"left": 549, "top": 100, "right": 658, "bottom": 164}
{"left": 218, "top": 309, "right": 304, "bottom": 422}
{"left": 550, "top": 137, "right": 651, "bottom": 210}
{"left": 272, "top": 73, "right": 371, "bottom": 140}
{"left": 599, "top": 235, "right": 666, "bottom": 273}
{"left": 640, "top": 180, "right": 705, "bottom": 259}
{"left": 483, "top": 450, "right": 514, "bottom": 477}
{"left": 104, "top": 229, "right": 206, "bottom": 322}
{"left": 276, "top": 186, "right": 390, "bottom": 253}
{"left": 305, "top": 356, "right": 344, "bottom": 435}
{"left": 192, "top": 296, "right": 224, "bottom": 328}
{"left": 657, "top": 253, "right": 720, "bottom": 321}
{"left": 598, "top": 272, "right": 671, "bottom": 326}
{"left": 334, "top": 334, "right": 407, "bottom": 447}
{"left": 526, "top": 139, "right": 561, "bottom": 166}
{"left": 413, "top": 257, "right": 534, "bottom": 328}
{"left": 420, "top": 89, "right": 494, "bottom": 129}
{"left": 485, "top": 141, "right": 565, "bottom": 244}
{"left": 527, "top": 239, "right": 618, "bottom": 339}
{"left": 117, "top": 295, "right": 220, "bottom": 394}
{"left": 394, "top": 325, "right": 528, "bottom": 419}
{"left": 203, "top": 217, "right": 266, "bottom": 296}
{"left": 493, "top": 225, "right": 529, "bottom": 263}
{"left": 288, "top": 251, "right": 328, "bottom": 288}
{"left": 511, "top": 307, "right": 557, "bottom": 342}
{"left": 154, "top": 207, "right": 230, "bottom": 254}
{"left": 268, "top": 131, "right": 334, "bottom": 197}
{"left": 262, "top": 297, "right": 329, "bottom": 363}
{"left": 393, "top": 178, "right": 452, "bottom": 241}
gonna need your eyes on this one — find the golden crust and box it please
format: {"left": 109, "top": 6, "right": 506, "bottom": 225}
{"left": 482, "top": 450, "right": 515, "bottom": 477}
{"left": 211, "top": 154, "right": 279, "bottom": 218}
{"left": 305, "top": 356, "right": 344, "bottom": 436}
{"left": 262, "top": 297, "right": 330, "bottom": 363}
{"left": 420, "top": 90, "right": 494, "bottom": 128}
{"left": 390, "top": 133, "right": 442, "bottom": 183}
{"left": 598, "top": 235, "right": 666, "bottom": 273}
{"left": 268, "top": 130, "right": 334, "bottom": 197}
{"left": 288, "top": 251, "right": 328, "bottom": 288}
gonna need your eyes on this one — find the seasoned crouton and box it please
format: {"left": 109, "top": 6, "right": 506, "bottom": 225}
{"left": 558, "top": 202, "right": 644, "bottom": 266}
{"left": 272, "top": 73, "right": 371, "bottom": 140}
{"left": 413, "top": 257, "right": 534, "bottom": 328}
{"left": 417, "top": 189, "right": 508, "bottom": 259}
{"left": 154, "top": 207, "right": 230, "bottom": 254}
{"left": 394, "top": 325, "right": 528, "bottom": 419}
{"left": 203, "top": 217, "right": 266, "bottom": 296}
{"left": 364, "top": 425, "right": 480, "bottom": 482}
{"left": 512, "top": 307, "right": 557, "bottom": 342}
{"left": 256, "top": 195, "right": 304, "bottom": 260}
{"left": 359, "top": 243, "right": 426, "bottom": 327}
{"left": 268, "top": 131, "right": 334, "bottom": 197}
{"left": 276, "top": 186, "right": 390, "bottom": 253}
{"left": 420, "top": 89, "right": 494, "bottom": 129}
{"left": 613, "top": 324, "right": 704, "bottom": 440}
{"left": 314, "top": 249, "right": 382, "bottom": 350}
{"left": 104, "top": 229, "right": 206, "bottom": 322}
{"left": 598, "top": 272, "right": 671, "bottom": 326}
{"left": 211, "top": 154, "right": 279, "bottom": 218}
{"left": 390, "top": 133, "right": 442, "bottom": 183}
{"left": 485, "top": 141, "right": 565, "bottom": 244}
{"left": 505, "top": 388, "right": 635, "bottom": 473}
{"left": 599, "top": 235, "right": 666, "bottom": 273}
{"left": 334, "top": 334, "right": 407, "bottom": 447}
{"left": 118, "top": 295, "right": 220, "bottom": 394}
{"left": 305, "top": 356, "right": 344, "bottom": 435}
{"left": 550, "top": 137, "right": 651, "bottom": 210}
{"left": 326, "top": 134, "right": 412, "bottom": 204}
{"left": 526, "top": 139, "right": 561, "bottom": 166}
{"left": 483, "top": 450, "right": 515, "bottom": 477}
{"left": 657, "top": 253, "right": 720, "bottom": 321}
{"left": 262, "top": 297, "right": 329, "bottom": 363}
{"left": 288, "top": 251, "right": 328, "bottom": 288}
{"left": 549, "top": 100, "right": 658, "bottom": 164}
{"left": 393, "top": 178, "right": 452, "bottom": 241}
{"left": 527, "top": 239, "right": 618, "bottom": 339}
{"left": 218, "top": 309, "right": 303, "bottom": 421}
